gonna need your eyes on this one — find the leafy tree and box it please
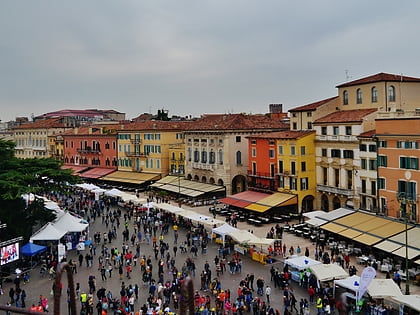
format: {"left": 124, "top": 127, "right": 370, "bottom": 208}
{"left": 0, "top": 140, "right": 80, "bottom": 241}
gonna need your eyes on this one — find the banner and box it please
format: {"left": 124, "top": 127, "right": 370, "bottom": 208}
{"left": 357, "top": 266, "right": 376, "bottom": 301}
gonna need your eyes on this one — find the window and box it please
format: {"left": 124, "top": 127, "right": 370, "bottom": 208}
{"left": 291, "top": 161, "right": 296, "bottom": 175}
{"left": 400, "top": 141, "right": 419, "bottom": 149}
{"left": 398, "top": 181, "right": 417, "bottom": 201}
{"left": 300, "top": 178, "right": 308, "bottom": 190}
{"left": 278, "top": 145, "right": 283, "bottom": 155}
{"left": 236, "top": 151, "right": 242, "bottom": 165}
{"left": 388, "top": 85, "right": 396, "bottom": 102}
{"left": 323, "top": 167, "right": 328, "bottom": 185}
{"left": 378, "top": 178, "right": 386, "bottom": 189}
{"left": 307, "top": 122, "right": 313, "bottom": 129}
{"left": 371, "top": 87, "right": 378, "bottom": 103}
{"left": 334, "top": 169, "right": 340, "bottom": 187}
{"left": 331, "top": 149, "right": 341, "bottom": 158}
{"left": 343, "top": 150, "right": 354, "bottom": 159}
{"left": 347, "top": 170, "right": 353, "bottom": 189}
{"left": 368, "top": 144, "right": 377, "bottom": 152}
{"left": 333, "top": 126, "right": 339, "bottom": 135}
{"left": 194, "top": 149, "right": 199, "bottom": 162}
{"left": 322, "top": 148, "right": 327, "bottom": 157}
{"left": 359, "top": 144, "right": 367, "bottom": 151}
{"left": 209, "top": 149, "right": 215, "bottom": 164}
{"left": 301, "top": 161, "right": 306, "bottom": 172}
{"left": 218, "top": 149, "right": 223, "bottom": 165}
{"left": 290, "top": 178, "right": 297, "bottom": 190}
{"left": 357, "top": 88, "right": 362, "bottom": 104}
{"left": 269, "top": 149, "right": 275, "bottom": 158}
{"left": 290, "top": 146, "right": 296, "bottom": 155}
{"left": 300, "top": 146, "right": 306, "bottom": 155}
{"left": 369, "top": 159, "right": 377, "bottom": 170}
{"left": 269, "top": 140, "right": 275, "bottom": 145}
{"left": 361, "top": 158, "right": 367, "bottom": 170}
{"left": 292, "top": 113, "right": 297, "bottom": 118}
{"left": 371, "top": 181, "right": 376, "bottom": 195}
{"left": 236, "top": 136, "right": 241, "bottom": 143}
{"left": 187, "top": 148, "right": 192, "bottom": 161}
{"left": 378, "top": 140, "right": 387, "bottom": 148}
{"left": 252, "top": 148, "right": 256, "bottom": 157}
{"left": 278, "top": 160, "right": 284, "bottom": 173}
{"left": 201, "top": 150, "right": 207, "bottom": 163}
{"left": 278, "top": 175, "right": 284, "bottom": 188}
{"left": 378, "top": 155, "right": 387, "bottom": 167}
{"left": 343, "top": 90, "right": 349, "bottom": 105}
{"left": 361, "top": 179, "right": 367, "bottom": 194}
{"left": 307, "top": 112, "right": 312, "bottom": 117}
{"left": 400, "top": 157, "right": 419, "bottom": 170}
{"left": 345, "top": 126, "right": 352, "bottom": 136}
{"left": 292, "top": 122, "right": 297, "bottom": 130}
{"left": 321, "top": 127, "right": 327, "bottom": 135}
{"left": 251, "top": 139, "right": 256, "bottom": 145}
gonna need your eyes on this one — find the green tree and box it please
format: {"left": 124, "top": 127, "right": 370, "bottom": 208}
{"left": 0, "top": 140, "right": 80, "bottom": 241}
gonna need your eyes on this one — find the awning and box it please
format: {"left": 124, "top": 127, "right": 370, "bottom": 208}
{"left": 340, "top": 229, "right": 363, "bottom": 239}
{"left": 374, "top": 240, "right": 403, "bottom": 253}
{"left": 392, "top": 247, "right": 420, "bottom": 260}
{"left": 310, "top": 263, "right": 348, "bottom": 281}
{"left": 353, "top": 233, "right": 382, "bottom": 246}
{"left": 334, "top": 212, "right": 372, "bottom": 227}
{"left": 352, "top": 217, "right": 389, "bottom": 232}
{"left": 102, "top": 171, "right": 160, "bottom": 184}
{"left": 61, "top": 165, "right": 89, "bottom": 174}
{"left": 384, "top": 227, "right": 420, "bottom": 249}
{"left": 245, "top": 204, "right": 270, "bottom": 212}
{"left": 319, "top": 208, "right": 354, "bottom": 221}
{"left": 321, "top": 222, "right": 347, "bottom": 234}
{"left": 152, "top": 176, "right": 225, "bottom": 197}
{"left": 80, "top": 168, "right": 116, "bottom": 179}
{"left": 368, "top": 221, "right": 408, "bottom": 238}
{"left": 390, "top": 295, "right": 420, "bottom": 312}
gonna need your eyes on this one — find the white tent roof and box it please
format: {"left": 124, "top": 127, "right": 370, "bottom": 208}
{"left": 390, "top": 295, "right": 420, "bottom": 312}
{"left": 304, "top": 210, "right": 327, "bottom": 219}
{"left": 310, "top": 263, "right": 349, "bottom": 281}
{"left": 76, "top": 183, "right": 100, "bottom": 191}
{"left": 53, "top": 212, "right": 89, "bottom": 233}
{"left": 334, "top": 275, "right": 361, "bottom": 293}
{"left": 229, "top": 230, "right": 261, "bottom": 244}
{"left": 105, "top": 188, "right": 124, "bottom": 197}
{"left": 30, "top": 222, "right": 67, "bottom": 242}
{"left": 285, "top": 256, "right": 322, "bottom": 271}
{"left": 319, "top": 207, "right": 354, "bottom": 221}
{"left": 367, "top": 279, "right": 403, "bottom": 299}
{"left": 213, "top": 223, "right": 238, "bottom": 236}
{"left": 44, "top": 201, "right": 62, "bottom": 212}
{"left": 155, "top": 203, "right": 185, "bottom": 214}
{"left": 306, "top": 217, "right": 328, "bottom": 227}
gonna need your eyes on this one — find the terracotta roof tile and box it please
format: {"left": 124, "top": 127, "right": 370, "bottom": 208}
{"left": 123, "top": 120, "right": 193, "bottom": 131}
{"left": 289, "top": 96, "right": 338, "bottom": 112}
{"left": 336, "top": 72, "right": 420, "bottom": 88}
{"left": 358, "top": 130, "right": 376, "bottom": 138}
{"left": 314, "top": 108, "right": 377, "bottom": 124}
{"left": 249, "top": 130, "right": 315, "bottom": 139}
{"left": 13, "top": 118, "right": 67, "bottom": 129}
{"left": 185, "top": 113, "right": 288, "bottom": 131}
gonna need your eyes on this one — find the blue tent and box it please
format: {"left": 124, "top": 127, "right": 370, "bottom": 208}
{"left": 21, "top": 243, "right": 47, "bottom": 256}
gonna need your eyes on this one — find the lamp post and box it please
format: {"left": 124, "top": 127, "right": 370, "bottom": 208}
{"left": 398, "top": 192, "right": 411, "bottom": 295}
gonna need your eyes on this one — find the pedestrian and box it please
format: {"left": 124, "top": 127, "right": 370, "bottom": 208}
{"left": 265, "top": 285, "right": 271, "bottom": 305}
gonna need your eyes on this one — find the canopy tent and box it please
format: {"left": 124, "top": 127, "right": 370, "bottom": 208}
{"left": 390, "top": 295, "right": 420, "bottom": 312}
{"left": 285, "top": 256, "right": 322, "bottom": 271}
{"left": 310, "top": 263, "right": 348, "bottom": 282}
{"left": 44, "top": 201, "right": 62, "bottom": 212}
{"left": 367, "top": 279, "right": 402, "bottom": 299}
{"left": 53, "top": 212, "right": 89, "bottom": 233}
{"left": 334, "top": 275, "right": 361, "bottom": 295}
{"left": 229, "top": 229, "right": 261, "bottom": 245}
{"left": 21, "top": 243, "right": 47, "bottom": 256}
{"left": 119, "top": 193, "right": 147, "bottom": 205}
{"left": 212, "top": 224, "right": 239, "bottom": 244}
{"left": 76, "top": 183, "right": 100, "bottom": 191}
{"left": 303, "top": 210, "right": 327, "bottom": 219}
{"left": 154, "top": 203, "right": 186, "bottom": 214}
{"left": 105, "top": 188, "right": 124, "bottom": 197}
{"left": 30, "top": 223, "right": 67, "bottom": 242}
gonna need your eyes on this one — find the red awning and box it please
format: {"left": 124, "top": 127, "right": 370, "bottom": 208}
{"left": 80, "top": 168, "right": 116, "bottom": 179}
{"left": 220, "top": 191, "right": 270, "bottom": 208}
{"left": 61, "top": 165, "right": 89, "bottom": 174}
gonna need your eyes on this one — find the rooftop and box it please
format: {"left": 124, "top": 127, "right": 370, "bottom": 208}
{"left": 314, "top": 108, "right": 377, "bottom": 124}
{"left": 336, "top": 72, "right": 420, "bottom": 88}
{"left": 289, "top": 96, "right": 338, "bottom": 112}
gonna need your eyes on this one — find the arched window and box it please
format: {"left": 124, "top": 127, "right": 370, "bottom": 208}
{"left": 371, "top": 86, "right": 378, "bottom": 103}
{"left": 201, "top": 149, "right": 207, "bottom": 163}
{"left": 187, "top": 148, "right": 192, "bottom": 161}
{"left": 218, "top": 149, "right": 223, "bottom": 165}
{"left": 194, "top": 149, "right": 199, "bottom": 162}
{"left": 236, "top": 151, "right": 242, "bottom": 165}
{"left": 356, "top": 88, "right": 362, "bottom": 104}
{"left": 209, "top": 149, "right": 215, "bottom": 164}
{"left": 343, "top": 90, "right": 349, "bottom": 105}
{"left": 388, "top": 85, "right": 396, "bottom": 102}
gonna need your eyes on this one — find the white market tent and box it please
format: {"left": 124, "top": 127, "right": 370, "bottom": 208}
{"left": 303, "top": 210, "right": 327, "bottom": 219}
{"left": 310, "top": 263, "right": 349, "bottom": 281}
{"left": 212, "top": 223, "right": 239, "bottom": 244}
{"left": 154, "top": 203, "right": 185, "bottom": 214}
{"left": 285, "top": 256, "right": 322, "bottom": 271}
{"left": 334, "top": 275, "right": 361, "bottom": 294}
{"left": 390, "top": 295, "right": 420, "bottom": 312}
{"left": 53, "top": 212, "right": 89, "bottom": 233}
{"left": 229, "top": 229, "right": 261, "bottom": 244}
{"left": 367, "top": 279, "right": 403, "bottom": 299}
{"left": 30, "top": 222, "right": 67, "bottom": 242}
{"left": 105, "top": 188, "right": 124, "bottom": 197}
{"left": 76, "top": 183, "right": 100, "bottom": 191}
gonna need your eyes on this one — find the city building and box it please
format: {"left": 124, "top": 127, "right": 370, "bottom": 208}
{"left": 376, "top": 111, "right": 420, "bottom": 223}
{"left": 184, "top": 113, "right": 289, "bottom": 195}
{"left": 314, "top": 108, "right": 377, "bottom": 211}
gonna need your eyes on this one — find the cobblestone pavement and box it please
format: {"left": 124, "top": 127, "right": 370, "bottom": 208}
{"left": 0, "top": 197, "right": 417, "bottom": 314}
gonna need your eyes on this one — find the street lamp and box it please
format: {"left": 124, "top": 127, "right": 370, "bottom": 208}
{"left": 398, "top": 192, "right": 412, "bottom": 295}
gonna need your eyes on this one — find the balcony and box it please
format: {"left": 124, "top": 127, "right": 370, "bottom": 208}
{"left": 192, "top": 163, "right": 214, "bottom": 171}
{"left": 317, "top": 184, "right": 353, "bottom": 197}
{"left": 130, "top": 138, "right": 141, "bottom": 144}
{"left": 77, "top": 147, "right": 101, "bottom": 154}
{"left": 126, "top": 152, "right": 148, "bottom": 158}
{"left": 396, "top": 192, "right": 417, "bottom": 202}
{"left": 316, "top": 135, "right": 357, "bottom": 142}
{"left": 247, "top": 170, "right": 275, "bottom": 179}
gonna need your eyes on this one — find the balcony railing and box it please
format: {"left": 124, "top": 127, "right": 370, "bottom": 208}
{"left": 397, "top": 192, "right": 417, "bottom": 202}
{"left": 317, "top": 184, "right": 353, "bottom": 197}
{"left": 247, "top": 170, "right": 275, "bottom": 178}
{"left": 130, "top": 138, "right": 141, "bottom": 144}
{"left": 316, "top": 135, "right": 358, "bottom": 142}
{"left": 126, "top": 152, "right": 148, "bottom": 158}
{"left": 192, "top": 163, "right": 214, "bottom": 170}
{"left": 77, "top": 148, "right": 101, "bottom": 154}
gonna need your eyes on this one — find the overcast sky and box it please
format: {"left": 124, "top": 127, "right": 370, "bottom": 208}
{"left": 1, "top": 1, "right": 420, "bottom": 121}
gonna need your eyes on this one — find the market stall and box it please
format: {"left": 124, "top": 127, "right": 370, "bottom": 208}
{"left": 310, "top": 263, "right": 348, "bottom": 282}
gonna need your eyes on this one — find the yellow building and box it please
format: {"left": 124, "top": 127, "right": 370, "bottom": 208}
{"left": 276, "top": 130, "right": 316, "bottom": 212}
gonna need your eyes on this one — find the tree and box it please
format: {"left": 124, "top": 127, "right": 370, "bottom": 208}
{"left": 0, "top": 140, "right": 81, "bottom": 241}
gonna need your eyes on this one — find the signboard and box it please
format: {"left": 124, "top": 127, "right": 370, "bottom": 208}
{"left": 357, "top": 266, "right": 376, "bottom": 301}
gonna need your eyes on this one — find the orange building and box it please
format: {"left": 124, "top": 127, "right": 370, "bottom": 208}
{"left": 62, "top": 125, "right": 120, "bottom": 179}
{"left": 376, "top": 111, "right": 420, "bottom": 223}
